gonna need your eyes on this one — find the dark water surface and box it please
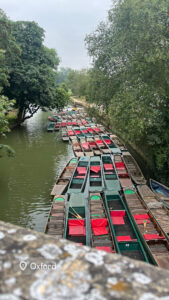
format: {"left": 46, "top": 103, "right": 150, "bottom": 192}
{"left": 0, "top": 110, "right": 73, "bottom": 232}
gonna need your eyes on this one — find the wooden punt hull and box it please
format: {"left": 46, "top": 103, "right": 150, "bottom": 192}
{"left": 101, "top": 134, "right": 121, "bottom": 154}
{"left": 114, "top": 154, "right": 133, "bottom": 188}
{"left": 89, "top": 193, "right": 116, "bottom": 253}
{"left": 104, "top": 191, "right": 152, "bottom": 263}
{"left": 123, "top": 188, "right": 169, "bottom": 269}
{"left": 150, "top": 179, "right": 169, "bottom": 208}
{"left": 47, "top": 122, "right": 56, "bottom": 131}
{"left": 137, "top": 184, "right": 169, "bottom": 243}
{"left": 51, "top": 158, "right": 78, "bottom": 197}
{"left": 44, "top": 195, "right": 66, "bottom": 238}
{"left": 122, "top": 152, "right": 146, "bottom": 185}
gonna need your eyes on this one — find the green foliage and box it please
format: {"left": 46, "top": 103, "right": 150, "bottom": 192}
{"left": 66, "top": 69, "right": 89, "bottom": 97}
{"left": 85, "top": 0, "right": 169, "bottom": 183}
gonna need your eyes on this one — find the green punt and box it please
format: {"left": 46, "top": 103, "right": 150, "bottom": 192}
{"left": 104, "top": 191, "right": 156, "bottom": 264}
{"left": 89, "top": 156, "right": 104, "bottom": 192}
{"left": 67, "top": 156, "right": 90, "bottom": 194}
{"left": 101, "top": 134, "right": 121, "bottom": 154}
{"left": 47, "top": 122, "right": 56, "bottom": 132}
{"left": 64, "top": 193, "right": 90, "bottom": 246}
{"left": 101, "top": 154, "right": 121, "bottom": 192}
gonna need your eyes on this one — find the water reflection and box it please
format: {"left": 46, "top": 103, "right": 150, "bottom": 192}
{"left": 0, "top": 110, "right": 73, "bottom": 232}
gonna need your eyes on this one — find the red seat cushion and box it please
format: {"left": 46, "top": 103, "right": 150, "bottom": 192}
{"left": 77, "top": 167, "right": 87, "bottom": 175}
{"left": 82, "top": 142, "right": 89, "bottom": 150}
{"left": 92, "top": 227, "right": 108, "bottom": 236}
{"left": 75, "top": 130, "right": 81, "bottom": 134}
{"left": 115, "top": 162, "right": 125, "bottom": 169}
{"left": 104, "top": 164, "right": 113, "bottom": 170}
{"left": 104, "top": 139, "right": 111, "bottom": 144}
{"left": 111, "top": 217, "right": 124, "bottom": 225}
{"left": 110, "top": 210, "right": 125, "bottom": 217}
{"left": 93, "top": 128, "right": 99, "bottom": 132}
{"left": 88, "top": 128, "right": 93, "bottom": 132}
{"left": 95, "top": 246, "right": 112, "bottom": 253}
{"left": 69, "top": 226, "right": 86, "bottom": 236}
{"left": 82, "top": 130, "right": 88, "bottom": 133}
{"left": 144, "top": 234, "right": 165, "bottom": 240}
{"left": 91, "top": 218, "right": 107, "bottom": 227}
{"left": 117, "top": 236, "right": 132, "bottom": 242}
{"left": 90, "top": 166, "right": 101, "bottom": 173}
{"left": 68, "top": 131, "right": 74, "bottom": 135}
{"left": 96, "top": 140, "right": 103, "bottom": 145}
{"left": 135, "top": 220, "right": 150, "bottom": 225}
{"left": 68, "top": 219, "right": 85, "bottom": 226}
{"left": 134, "top": 214, "right": 149, "bottom": 220}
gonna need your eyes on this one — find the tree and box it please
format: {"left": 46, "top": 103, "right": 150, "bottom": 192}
{"left": 85, "top": 0, "right": 169, "bottom": 183}
{"left": 4, "top": 21, "right": 61, "bottom": 124}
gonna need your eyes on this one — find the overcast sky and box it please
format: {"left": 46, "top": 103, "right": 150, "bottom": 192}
{"left": 0, "top": 0, "right": 112, "bottom": 69}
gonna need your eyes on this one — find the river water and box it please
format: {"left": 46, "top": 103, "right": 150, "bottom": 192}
{"left": 0, "top": 110, "right": 73, "bottom": 232}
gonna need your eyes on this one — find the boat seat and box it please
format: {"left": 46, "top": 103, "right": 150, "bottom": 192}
{"left": 111, "top": 210, "right": 125, "bottom": 217}
{"left": 91, "top": 218, "right": 108, "bottom": 236}
{"left": 68, "top": 219, "right": 86, "bottom": 236}
{"left": 77, "top": 167, "right": 87, "bottom": 175}
{"left": 95, "top": 246, "right": 112, "bottom": 253}
{"left": 90, "top": 166, "right": 101, "bottom": 173}
{"left": 134, "top": 214, "right": 149, "bottom": 220}
{"left": 111, "top": 217, "right": 125, "bottom": 225}
{"left": 115, "top": 162, "right": 125, "bottom": 169}
{"left": 135, "top": 220, "right": 150, "bottom": 225}
{"left": 144, "top": 234, "right": 165, "bottom": 241}
{"left": 74, "top": 175, "right": 85, "bottom": 178}
{"left": 104, "top": 139, "right": 111, "bottom": 144}
{"left": 104, "top": 164, "right": 113, "bottom": 171}
{"left": 116, "top": 235, "right": 133, "bottom": 242}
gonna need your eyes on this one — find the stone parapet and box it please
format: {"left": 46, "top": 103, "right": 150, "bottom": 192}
{"left": 0, "top": 220, "right": 169, "bottom": 299}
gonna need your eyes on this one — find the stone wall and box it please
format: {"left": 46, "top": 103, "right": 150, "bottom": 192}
{"left": 0, "top": 220, "right": 169, "bottom": 300}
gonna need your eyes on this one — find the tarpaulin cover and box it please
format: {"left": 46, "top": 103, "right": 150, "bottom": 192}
{"left": 96, "top": 140, "right": 103, "bottom": 145}
{"left": 95, "top": 246, "right": 112, "bottom": 253}
{"left": 111, "top": 217, "right": 125, "bottom": 225}
{"left": 91, "top": 218, "right": 107, "bottom": 227}
{"left": 90, "top": 166, "right": 101, "bottom": 173}
{"left": 69, "top": 226, "right": 86, "bottom": 236}
{"left": 82, "top": 130, "right": 88, "bottom": 133}
{"left": 104, "top": 139, "right": 111, "bottom": 144}
{"left": 116, "top": 236, "right": 132, "bottom": 242}
{"left": 75, "top": 130, "right": 81, "bottom": 134}
{"left": 68, "top": 219, "right": 85, "bottom": 226}
{"left": 77, "top": 167, "right": 87, "bottom": 175}
{"left": 144, "top": 234, "right": 165, "bottom": 240}
{"left": 134, "top": 214, "right": 149, "bottom": 220}
{"left": 92, "top": 227, "right": 108, "bottom": 236}
{"left": 115, "top": 162, "right": 125, "bottom": 169}
{"left": 82, "top": 142, "right": 89, "bottom": 150}
{"left": 110, "top": 210, "right": 125, "bottom": 217}
{"left": 104, "top": 164, "right": 113, "bottom": 170}
{"left": 135, "top": 220, "right": 150, "bottom": 225}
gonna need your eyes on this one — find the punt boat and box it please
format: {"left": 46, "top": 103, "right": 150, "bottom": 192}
{"left": 81, "top": 142, "right": 94, "bottom": 157}
{"left": 114, "top": 154, "right": 133, "bottom": 188}
{"left": 110, "top": 134, "right": 127, "bottom": 151}
{"left": 88, "top": 141, "right": 101, "bottom": 156}
{"left": 122, "top": 152, "right": 146, "bottom": 185}
{"left": 67, "top": 156, "right": 90, "bottom": 194}
{"left": 96, "top": 139, "right": 111, "bottom": 154}
{"left": 72, "top": 142, "right": 84, "bottom": 157}
{"left": 101, "top": 134, "right": 121, "bottom": 154}
{"left": 137, "top": 184, "right": 169, "bottom": 242}
{"left": 89, "top": 157, "right": 104, "bottom": 192}
{"left": 44, "top": 195, "right": 66, "bottom": 238}
{"left": 150, "top": 179, "right": 169, "bottom": 208}
{"left": 51, "top": 158, "right": 78, "bottom": 197}
{"left": 47, "top": 122, "right": 56, "bottom": 132}
{"left": 64, "top": 193, "right": 90, "bottom": 245}
{"left": 123, "top": 188, "right": 169, "bottom": 270}
{"left": 104, "top": 191, "right": 153, "bottom": 263}
{"left": 101, "top": 155, "right": 121, "bottom": 192}
{"left": 89, "top": 193, "right": 116, "bottom": 253}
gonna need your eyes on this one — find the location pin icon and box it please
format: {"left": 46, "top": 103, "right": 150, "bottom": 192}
{"left": 20, "top": 261, "right": 27, "bottom": 271}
